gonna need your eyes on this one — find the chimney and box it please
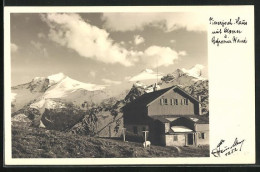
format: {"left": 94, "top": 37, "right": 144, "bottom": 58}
{"left": 198, "top": 95, "right": 202, "bottom": 115}
{"left": 153, "top": 83, "right": 158, "bottom": 92}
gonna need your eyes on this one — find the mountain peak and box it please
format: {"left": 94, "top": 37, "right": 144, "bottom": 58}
{"left": 181, "top": 64, "right": 205, "bottom": 80}
{"left": 172, "top": 68, "right": 185, "bottom": 77}
{"left": 129, "top": 69, "right": 164, "bottom": 82}
{"left": 48, "top": 72, "right": 66, "bottom": 81}
{"left": 47, "top": 72, "right": 67, "bottom": 86}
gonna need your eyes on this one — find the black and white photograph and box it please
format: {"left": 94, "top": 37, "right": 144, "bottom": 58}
{"left": 4, "top": 6, "right": 255, "bottom": 165}
{"left": 10, "top": 12, "right": 209, "bottom": 158}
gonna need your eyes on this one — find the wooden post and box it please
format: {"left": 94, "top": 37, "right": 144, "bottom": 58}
{"left": 122, "top": 128, "right": 126, "bottom": 142}
{"left": 198, "top": 96, "right": 202, "bottom": 115}
{"left": 194, "top": 133, "right": 197, "bottom": 146}
{"left": 185, "top": 134, "right": 187, "bottom": 146}
{"left": 108, "top": 125, "right": 111, "bottom": 137}
{"left": 142, "top": 131, "right": 149, "bottom": 147}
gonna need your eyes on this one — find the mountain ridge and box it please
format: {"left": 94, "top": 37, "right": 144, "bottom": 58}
{"left": 11, "top": 67, "right": 209, "bottom": 136}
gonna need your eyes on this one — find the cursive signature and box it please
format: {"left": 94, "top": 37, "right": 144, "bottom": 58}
{"left": 211, "top": 138, "right": 245, "bottom": 157}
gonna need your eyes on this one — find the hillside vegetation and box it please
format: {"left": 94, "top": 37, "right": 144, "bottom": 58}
{"left": 12, "top": 124, "right": 209, "bottom": 158}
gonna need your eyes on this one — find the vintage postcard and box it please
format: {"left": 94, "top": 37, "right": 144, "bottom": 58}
{"left": 4, "top": 6, "right": 255, "bottom": 165}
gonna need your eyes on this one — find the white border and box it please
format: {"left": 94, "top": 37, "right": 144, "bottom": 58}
{"left": 4, "top": 6, "right": 255, "bottom": 165}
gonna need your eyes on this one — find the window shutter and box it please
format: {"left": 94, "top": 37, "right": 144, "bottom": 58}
{"left": 174, "top": 99, "right": 178, "bottom": 105}
{"left": 199, "top": 132, "right": 205, "bottom": 139}
{"left": 184, "top": 99, "right": 188, "bottom": 105}
{"left": 164, "top": 98, "right": 168, "bottom": 105}
{"left": 202, "top": 133, "right": 206, "bottom": 139}
{"left": 160, "top": 99, "right": 163, "bottom": 105}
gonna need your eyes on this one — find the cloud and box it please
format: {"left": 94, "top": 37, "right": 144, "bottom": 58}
{"left": 102, "top": 13, "right": 207, "bottom": 32}
{"left": 41, "top": 13, "right": 183, "bottom": 68}
{"left": 41, "top": 13, "right": 135, "bottom": 67}
{"left": 30, "top": 40, "right": 42, "bottom": 50}
{"left": 140, "top": 46, "right": 180, "bottom": 68}
{"left": 38, "top": 33, "right": 46, "bottom": 39}
{"left": 178, "top": 51, "right": 187, "bottom": 56}
{"left": 134, "top": 35, "right": 145, "bottom": 45}
{"left": 102, "top": 78, "right": 122, "bottom": 85}
{"left": 11, "top": 43, "right": 18, "bottom": 52}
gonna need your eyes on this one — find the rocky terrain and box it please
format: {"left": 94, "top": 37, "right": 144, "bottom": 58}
{"left": 11, "top": 73, "right": 120, "bottom": 135}
{"left": 11, "top": 66, "right": 209, "bottom": 139}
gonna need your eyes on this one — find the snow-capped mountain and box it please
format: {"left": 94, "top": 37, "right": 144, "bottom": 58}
{"left": 124, "top": 65, "right": 206, "bottom": 92}
{"left": 43, "top": 74, "right": 106, "bottom": 99}
{"left": 47, "top": 72, "right": 66, "bottom": 87}
{"left": 128, "top": 69, "right": 164, "bottom": 82}
{"left": 11, "top": 73, "right": 113, "bottom": 131}
{"left": 159, "top": 65, "right": 206, "bottom": 89}
{"left": 181, "top": 64, "right": 205, "bottom": 81}
{"left": 11, "top": 66, "right": 208, "bottom": 134}
{"left": 124, "top": 66, "right": 208, "bottom": 114}
{"left": 11, "top": 73, "right": 109, "bottom": 114}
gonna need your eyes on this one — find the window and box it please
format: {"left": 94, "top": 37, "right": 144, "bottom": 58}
{"left": 171, "top": 99, "right": 177, "bottom": 105}
{"left": 160, "top": 98, "right": 163, "bottom": 105}
{"left": 160, "top": 98, "right": 168, "bottom": 105}
{"left": 184, "top": 99, "right": 188, "bottom": 105}
{"left": 164, "top": 98, "right": 168, "bottom": 105}
{"left": 173, "top": 135, "right": 178, "bottom": 141}
{"left": 201, "top": 133, "right": 205, "bottom": 139}
{"left": 180, "top": 99, "right": 188, "bottom": 105}
{"left": 133, "top": 126, "right": 138, "bottom": 134}
{"left": 199, "top": 133, "right": 205, "bottom": 139}
{"left": 174, "top": 99, "right": 178, "bottom": 105}
{"left": 142, "top": 126, "right": 146, "bottom": 131}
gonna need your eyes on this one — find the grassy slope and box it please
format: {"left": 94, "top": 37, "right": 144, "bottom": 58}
{"left": 12, "top": 124, "right": 209, "bottom": 158}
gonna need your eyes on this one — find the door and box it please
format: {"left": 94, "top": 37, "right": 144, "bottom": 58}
{"left": 187, "top": 134, "right": 194, "bottom": 145}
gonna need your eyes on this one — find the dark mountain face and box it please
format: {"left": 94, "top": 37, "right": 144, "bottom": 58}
{"left": 124, "top": 83, "right": 146, "bottom": 103}
{"left": 161, "top": 69, "right": 185, "bottom": 83}
{"left": 183, "top": 80, "right": 209, "bottom": 115}
{"left": 28, "top": 78, "right": 50, "bottom": 93}
{"left": 69, "top": 98, "right": 125, "bottom": 137}
{"left": 13, "top": 99, "right": 86, "bottom": 130}
{"left": 12, "top": 78, "right": 50, "bottom": 93}
{"left": 42, "top": 106, "right": 85, "bottom": 131}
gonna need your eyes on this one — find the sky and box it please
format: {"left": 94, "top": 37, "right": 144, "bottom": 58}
{"left": 10, "top": 13, "right": 208, "bottom": 87}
